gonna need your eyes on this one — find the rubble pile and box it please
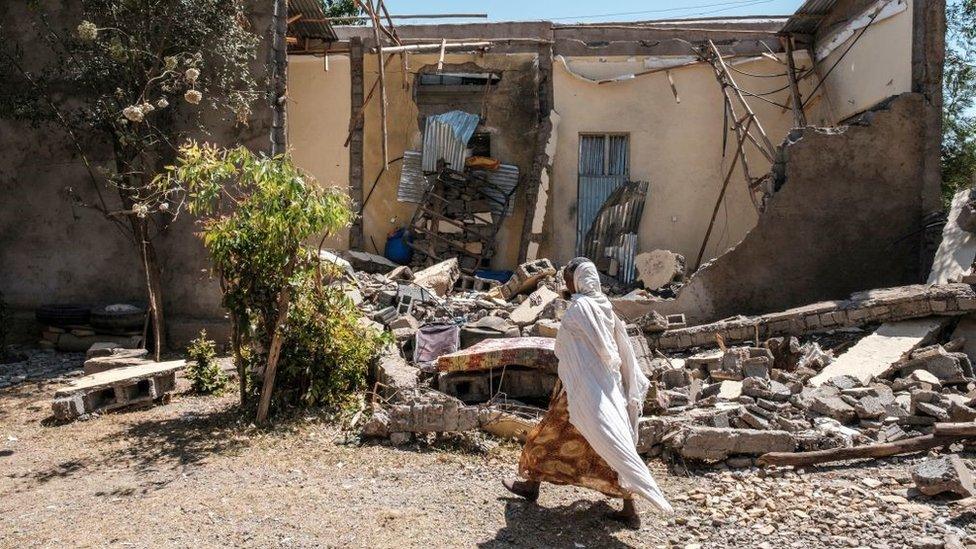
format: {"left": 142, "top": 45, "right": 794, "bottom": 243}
{"left": 642, "top": 330, "right": 976, "bottom": 463}
{"left": 336, "top": 241, "right": 974, "bottom": 474}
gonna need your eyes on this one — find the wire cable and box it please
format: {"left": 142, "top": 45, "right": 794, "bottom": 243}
{"left": 802, "top": 2, "right": 886, "bottom": 108}
{"left": 548, "top": 0, "right": 776, "bottom": 22}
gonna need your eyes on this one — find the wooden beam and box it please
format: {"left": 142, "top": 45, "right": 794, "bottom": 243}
{"left": 376, "top": 41, "right": 491, "bottom": 54}
{"left": 364, "top": 0, "right": 388, "bottom": 167}
{"left": 694, "top": 115, "right": 754, "bottom": 270}
{"left": 781, "top": 35, "right": 807, "bottom": 127}
{"left": 287, "top": 14, "right": 303, "bottom": 25}
{"left": 303, "top": 13, "right": 488, "bottom": 22}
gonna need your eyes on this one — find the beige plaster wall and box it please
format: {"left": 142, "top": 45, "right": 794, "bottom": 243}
{"left": 547, "top": 56, "right": 816, "bottom": 267}
{"left": 288, "top": 54, "right": 352, "bottom": 249}
{"left": 809, "top": 0, "right": 914, "bottom": 124}
{"left": 359, "top": 51, "right": 539, "bottom": 268}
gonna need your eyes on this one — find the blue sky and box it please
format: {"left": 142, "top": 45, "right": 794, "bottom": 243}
{"left": 380, "top": 0, "right": 807, "bottom": 24}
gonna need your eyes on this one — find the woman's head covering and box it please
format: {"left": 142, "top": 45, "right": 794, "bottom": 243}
{"left": 571, "top": 259, "right": 602, "bottom": 297}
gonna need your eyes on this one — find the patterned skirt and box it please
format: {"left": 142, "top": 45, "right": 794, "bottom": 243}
{"left": 518, "top": 384, "right": 629, "bottom": 499}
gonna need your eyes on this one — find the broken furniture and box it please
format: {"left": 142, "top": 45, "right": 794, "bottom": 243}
{"left": 51, "top": 360, "right": 185, "bottom": 420}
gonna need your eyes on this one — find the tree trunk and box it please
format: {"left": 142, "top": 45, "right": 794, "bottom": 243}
{"left": 255, "top": 257, "right": 297, "bottom": 423}
{"left": 133, "top": 216, "right": 166, "bottom": 361}
{"left": 231, "top": 315, "right": 247, "bottom": 405}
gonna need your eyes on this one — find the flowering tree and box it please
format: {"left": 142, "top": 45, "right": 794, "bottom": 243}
{"left": 0, "top": 1, "right": 260, "bottom": 359}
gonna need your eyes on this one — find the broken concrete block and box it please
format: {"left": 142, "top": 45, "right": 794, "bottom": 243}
{"left": 501, "top": 259, "right": 556, "bottom": 300}
{"left": 634, "top": 249, "right": 685, "bottom": 290}
{"left": 634, "top": 310, "right": 669, "bottom": 333}
{"left": 673, "top": 426, "right": 795, "bottom": 461}
{"left": 373, "top": 347, "right": 419, "bottom": 398}
{"left": 362, "top": 410, "right": 391, "bottom": 438}
{"left": 528, "top": 319, "right": 560, "bottom": 338}
{"left": 412, "top": 258, "right": 460, "bottom": 297}
{"left": 912, "top": 455, "right": 975, "bottom": 498}
{"left": 717, "top": 380, "right": 743, "bottom": 400}
{"left": 609, "top": 290, "right": 663, "bottom": 322}
{"left": 948, "top": 400, "right": 976, "bottom": 422}
{"left": 660, "top": 367, "right": 690, "bottom": 389}
{"left": 915, "top": 401, "right": 950, "bottom": 421}
{"left": 897, "top": 345, "right": 973, "bottom": 385}
{"left": 742, "top": 357, "right": 770, "bottom": 379}
{"left": 341, "top": 250, "right": 399, "bottom": 274}
{"left": 509, "top": 286, "right": 559, "bottom": 327}
{"left": 51, "top": 360, "right": 184, "bottom": 420}
{"left": 810, "top": 318, "right": 947, "bottom": 387}
{"left": 855, "top": 396, "right": 887, "bottom": 420}
{"left": 805, "top": 388, "right": 857, "bottom": 423}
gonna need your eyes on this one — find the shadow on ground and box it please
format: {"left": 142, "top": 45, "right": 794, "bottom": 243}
{"left": 479, "top": 498, "right": 637, "bottom": 549}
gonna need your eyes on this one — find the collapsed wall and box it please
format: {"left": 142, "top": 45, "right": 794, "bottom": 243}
{"left": 651, "top": 93, "right": 935, "bottom": 325}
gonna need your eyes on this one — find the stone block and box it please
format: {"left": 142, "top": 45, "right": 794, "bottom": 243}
{"left": 634, "top": 250, "right": 685, "bottom": 290}
{"left": 675, "top": 426, "right": 795, "bottom": 461}
{"left": 509, "top": 286, "right": 559, "bottom": 326}
{"left": 912, "top": 455, "right": 975, "bottom": 497}
{"left": 51, "top": 360, "right": 184, "bottom": 420}
{"left": 412, "top": 258, "right": 460, "bottom": 297}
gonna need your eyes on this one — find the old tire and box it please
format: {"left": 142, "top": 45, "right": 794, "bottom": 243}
{"left": 90, "top": 303, "right": 146, "bottom": 333}
{"left": 35, "top": 304, "right": 92, "bottom": 327}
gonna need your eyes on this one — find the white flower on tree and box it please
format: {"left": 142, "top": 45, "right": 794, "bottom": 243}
{"left": 122, "top": 105, "right": 144, "bottom": 123}
{"left": 77, "top": 21, "right": 98, "bottom": 42}
{"left": 184, "top": 89, "right": 202, "bottom": 105}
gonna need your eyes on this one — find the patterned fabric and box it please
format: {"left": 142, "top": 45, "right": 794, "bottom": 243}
{"left": 518, "top": 385, "right": 629, "bottom": 499}
{"left": 436, "top": 337, "right": 557, "bottom": 373}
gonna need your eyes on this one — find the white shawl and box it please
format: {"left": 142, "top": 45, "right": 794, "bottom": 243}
{"left": 554, "top": 261, "right": 673, "bottom": 513}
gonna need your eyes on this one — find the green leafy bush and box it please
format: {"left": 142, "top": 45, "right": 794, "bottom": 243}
{"left": 158, "top": 143, "right": 384, "bottom": 417}
{"left": 185, "top": 330, "right": 228, "bottom": 395}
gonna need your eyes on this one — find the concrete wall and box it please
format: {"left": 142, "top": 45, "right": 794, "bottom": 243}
{"left": 808, "top": 0, "right": 914, "bottom": 124}
{"left": 287, "top": 54, "right": 352, "bottom": 249}
{"left": 0, "top": 1, "right": 274, "bottom": 346}
{"left": 357, "top": 51, "right": 540, "bottom": 268}
{"left": 546, "top": 55, "right": 817, "bottom": 266}
{"left": 648, "top": 93, "right": 930, "bottom": 324}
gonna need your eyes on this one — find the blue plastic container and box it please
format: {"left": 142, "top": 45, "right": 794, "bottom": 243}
{"left": 384, "top": 228, "right": 413, "bottom": 265}
{"left": 475, "top": 269, "right": 513, "bottom": 283}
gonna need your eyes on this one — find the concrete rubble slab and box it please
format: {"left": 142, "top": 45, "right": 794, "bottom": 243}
{"left": 809, "top": 318, "right": 947, "bottom": 387}
{"left": 648, "top": 283, "right": 976, "bottom": 351}
{"left": 912, "top": 454, "right": 975, "bottom": 498}
{"left": 412, "top": 258, "right": 460, "bottom": 297}
{"left": 634, "top": 249, "right": 685, "bottom": 290}
{"left": 673, "top": 426, "right": 796, "bottom": 461}
{"left": 928, "top": 189, "right": 976, "bottom": 285}
{"left": 509, "top": 286, "right": 559, "bottom": 326}
{"left": 436, "top": 337, "right": 557, "bottom": 373}
{"left": 51, "top": 360, "right": 184, "bottom": 420}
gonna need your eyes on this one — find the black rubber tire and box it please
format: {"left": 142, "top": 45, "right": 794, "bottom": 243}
{"left": 35, "top": 304, "right": 92, "bottom": 327}
{"left": 89, "top": 304, "right": 147, "bottom": 332}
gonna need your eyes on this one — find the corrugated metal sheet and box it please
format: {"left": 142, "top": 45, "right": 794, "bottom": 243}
{"left": 399, "top": 150, "right": 519, "bottom": 216}
{"left": 431, "top": 110, "right": 480, "bottom": 144}
{"left": 289, "top": 0, "right": 338, "bottom": 41}
{"left": 577, "top": 175, "right": 628, "bottom": 256}
{"left": 420, "top": 111, "right": 480, "bottom": 172}
{"left": 580, "top": 181, "right": 649, "bottom": 285}
{"left": 781, "top": 0, "right": 839, "bottom": 34}
{"left": 480, "top": 164, "right": 519, "bottom": 216}
{"left": 397, "top": 151, "right": 430, "bottom": 203}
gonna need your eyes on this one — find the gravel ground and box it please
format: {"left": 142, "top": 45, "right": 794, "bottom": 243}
{"left": 1, "top": 357, "right": 974, "bottom": 548}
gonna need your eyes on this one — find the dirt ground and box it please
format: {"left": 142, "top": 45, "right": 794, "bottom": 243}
{"left": 1, "top": 364, "right": 974, "bottom": 548}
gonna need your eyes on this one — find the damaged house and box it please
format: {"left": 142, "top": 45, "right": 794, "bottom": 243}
{"left": 285, "top": 0, "right": 944, "bottom": 329}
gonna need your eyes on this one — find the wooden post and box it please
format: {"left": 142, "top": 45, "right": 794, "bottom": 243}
{"left": 694, "top": 116, "right": 754, "bottom": 270}
{"left": 781, "top": 34, "right": 807, "bottom": 127}
{"left": 365, "top": 0, "right": 389, "bottom": 167}
{"left": 707, "top": 40, "right": 777, "bottom": 160}
{"left": 255, "top": 258, "right": 297, "bottom": 424}
{"left": 437, "top": 38, "right": 447, "bottom": 71}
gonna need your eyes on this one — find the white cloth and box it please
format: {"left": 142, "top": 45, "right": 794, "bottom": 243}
{"left": 554, "top": 261, "right": 673, "bottom": 513}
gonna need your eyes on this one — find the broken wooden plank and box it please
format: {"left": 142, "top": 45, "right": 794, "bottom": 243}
{"left": 808, "top": 317, "right": 948, "bottom": 387}
{"left": 757, "top": 421, "right": 976, "bottom": 467}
